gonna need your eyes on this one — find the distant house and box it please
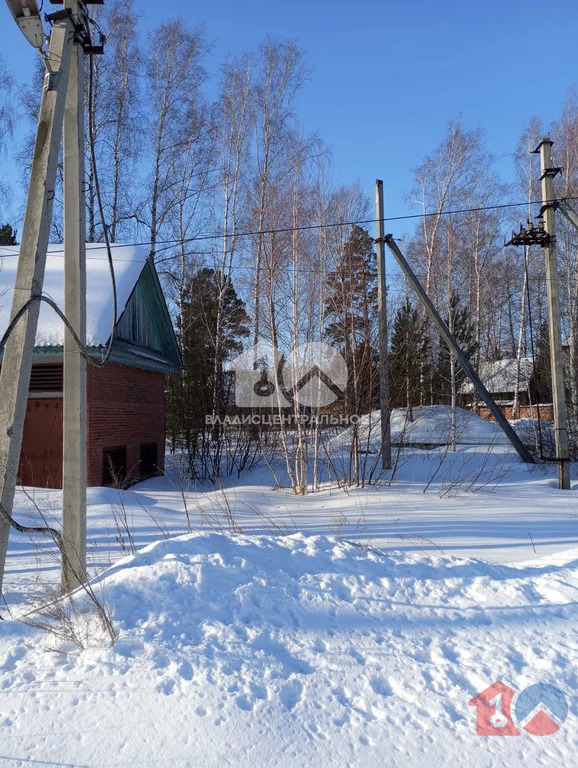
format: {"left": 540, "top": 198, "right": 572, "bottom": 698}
{"left": 0, "top": 244, "right": 182, "bottom": 488}
{"left": 460, "top": 357, "right": 534, "bottom": 406}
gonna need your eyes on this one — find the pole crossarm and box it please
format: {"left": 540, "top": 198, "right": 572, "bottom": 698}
{"left": 384, "top": 236, "right": 535, "bottom": 465}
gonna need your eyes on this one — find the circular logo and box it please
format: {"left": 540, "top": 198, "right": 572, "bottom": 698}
{"left": 514, "top": 683, "right": 568, "bottom": 736}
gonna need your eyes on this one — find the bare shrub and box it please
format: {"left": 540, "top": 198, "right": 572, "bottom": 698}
{"left": 195, "top": 481, "right": 243, "bottom": 534}
{"left": 110, "top": 490, "right": 137, "bottom": 556}
{"left": 21, "top": 577, "right": 115, "bottom": 651}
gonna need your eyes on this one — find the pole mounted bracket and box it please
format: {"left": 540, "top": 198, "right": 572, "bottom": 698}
{"left": 505, "top": 221, "right": 551, "bottom": 248}
{"left": 532, "top": 137, "right": 554, "bottom": 153}
{"left": 540, "top": 166, "right": 563, "bottom": 181}
{"left": 45, "top": 2, "right": 106, "bottom": 54}
{"left": 45, "top": 70, "right": 63, "bottom": 91}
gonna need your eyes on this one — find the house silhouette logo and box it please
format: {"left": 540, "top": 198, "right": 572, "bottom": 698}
{"left": 468, "top": 681, "right": 521, "bottom": 736}
{"left": 469, "top": 681, "right": 568, "bottom": 736}
{"left": 229, "top": 341, "right": 347, "bottom": 409}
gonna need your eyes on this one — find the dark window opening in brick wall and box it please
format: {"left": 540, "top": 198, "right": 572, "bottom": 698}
{"left": 102, "top": 446, "right": 127, "bottom": 486}
{"left": 29, "top": 364, "right": 63, "bottom": 392}
{"left": 0, "top": 363, "right": 64, "bottom": 393}
{"left": 140, "top": 443, "right": 158, "bottom": 476}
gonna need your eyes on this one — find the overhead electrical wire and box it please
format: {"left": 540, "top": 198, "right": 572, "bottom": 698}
{"left": 2, "top": 196, "right": 577, "bottom": 265}
{"left": 74, "top": 194, "right": 578, "bottom": 251}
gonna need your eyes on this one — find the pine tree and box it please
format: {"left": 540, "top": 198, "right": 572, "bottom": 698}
{"left": 435, "top": 292, "right": 477, "bottom": 403}
{"left": 0, "top": 224, "right": 17, "bottom": 245}
{"left": 390, "top": 298, "right": 429, "bottom": 419}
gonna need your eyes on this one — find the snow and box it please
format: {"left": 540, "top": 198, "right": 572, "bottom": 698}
{"left": 0, "top": 527, "right": 576, "bottom": 767}
{"left": 0, "top": 243, "right": 149, "bottom": 347}
{"left": 1, "top": 411, "right": 577, "bottom": 766}
{"left": 460, "top": 357, "right": 533, "bottom": 395}
{"left": 331, "top": 405, "right": 510, "bottom": 449}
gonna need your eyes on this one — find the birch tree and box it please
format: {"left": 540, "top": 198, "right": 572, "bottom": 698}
{"left": 146, "top": 20, "right": 209, "bottom": 257}
{"left": 512, "top": 117, "right": 544, "bottom": 420}
{"left": 0, "top": 57, "right": 14, "bottom": 202}
{"left": 408, "top": 120, "right": 487, "bottom": 405}
{"left": 553, "top": 93, "right": 578, "bottom": 422}
{"left": 250, "top": 40, "right": 309, "bottom": 345}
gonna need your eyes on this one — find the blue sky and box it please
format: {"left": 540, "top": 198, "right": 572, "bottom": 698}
{"left": 2, "top": 0, "right": 578, "bottom": 231}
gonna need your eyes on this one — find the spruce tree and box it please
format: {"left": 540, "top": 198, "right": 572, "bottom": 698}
{"left": 434, "top": 292, "right": 477, "bottom": 403}
{"left": 0, "top": 224, "right": 17, "bottom": 245}
{"left": 530, "top": 322, "right": 552, "bottom": 404}
{"left": 166, "top": 268, "right": 250, "bottom": 459}
{"left": 390, "top": 298, "right": 429, "bottom": 419}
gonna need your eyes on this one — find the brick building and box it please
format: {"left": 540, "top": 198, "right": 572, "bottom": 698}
{"left": 0, "top": 244, "right": 182, "bottom": 488}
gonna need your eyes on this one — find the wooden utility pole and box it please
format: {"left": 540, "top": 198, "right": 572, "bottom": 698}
{"left": 62, "top": 0, "right": 87, "bottom": 590}
{"left": 0, "top": 13, "right": 75, "bottom": 593}
{"left": 375, "top": 181, "right": 392, "bottom": 469}
{"left": 535, "top": 138, "right": 571, "bottom": 489}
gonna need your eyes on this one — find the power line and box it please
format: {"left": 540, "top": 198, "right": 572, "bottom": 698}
{"left": 153, "top": 196, "right": 574, "bottom": 248}
{"left": 115, "top": 194, "right": 578, "bottom": 251}
{"left": 2, "top": 195, "right": 577, "bottom": 264}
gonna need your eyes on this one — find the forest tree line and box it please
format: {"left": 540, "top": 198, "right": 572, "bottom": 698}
{"left": 1, "top": 1, "right": 578, "bottom": 486}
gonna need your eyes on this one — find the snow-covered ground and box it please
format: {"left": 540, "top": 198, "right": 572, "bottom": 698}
{"left": 1, "top": 417, "right": 577, "bottom": 767}
{"left": 330, "top": 406, "right": 510, "bottom": 449}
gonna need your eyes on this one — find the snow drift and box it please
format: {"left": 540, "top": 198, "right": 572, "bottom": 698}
{"left": 1, "top": 532, "right": 575, "bottom": 766}
{"left": 330, "top": 405, "right": 509, "bottom": 452}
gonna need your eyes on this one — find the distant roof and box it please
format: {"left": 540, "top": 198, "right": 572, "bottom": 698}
{"left": 0, "top": 244, "right": 148, "bottom": 347}
{"left": 460, "top": 358, "right": 533, "bottom": 395}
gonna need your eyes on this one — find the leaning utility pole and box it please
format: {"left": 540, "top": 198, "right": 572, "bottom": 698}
{"left": 385, "top": 235, "right": 535, "bottom": 465}
{"left": 535, "top": 138, "right": 571, "bottom": 489}
{"left": 375, "top": 181, "right": 392, "bottom": 469}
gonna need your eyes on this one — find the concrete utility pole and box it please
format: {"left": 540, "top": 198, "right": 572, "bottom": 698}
{"left": 375, "top": 181, "right": 392, "bottom": 469}
{"left": 385, "top": 235, "right": 535, "bottom": 465}
{"left": 535, "top": 138, "right": 571, "bottom": 489}
{"left": 0, "top": 1, "right": 104, "bottom": 594}
{"left": 62, "top": 0, "right": 87, "bottom": 590}
{"left": 0, "top": 12, "right": 76, "bottom": 593}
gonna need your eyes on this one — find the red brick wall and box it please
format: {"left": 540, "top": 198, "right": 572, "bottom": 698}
{"left": 87, "top": 363, "right": 166, "bottom": 486}
{"left": 476, "top": 404, "right": 555, "bottom": 422}
{"left": 20, "top": 399, "right": 63, "bottom": 488}
{"left": 18, "top": 363, "right": 166, "bottom": 488}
